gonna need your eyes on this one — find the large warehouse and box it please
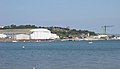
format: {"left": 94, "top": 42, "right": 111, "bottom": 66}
{"left": 30, "top": 29, "right": 59, "bottom": 40}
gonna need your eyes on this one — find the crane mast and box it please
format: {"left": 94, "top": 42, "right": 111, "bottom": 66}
{"left": 102, "top": 25, "right": 113, "bottom": 34}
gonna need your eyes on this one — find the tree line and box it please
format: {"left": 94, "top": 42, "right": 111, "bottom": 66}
{"left": 1, "top": 24, "right": 96, "bottom": 38}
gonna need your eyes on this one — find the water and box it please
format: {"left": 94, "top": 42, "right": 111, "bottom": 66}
{"left": 0, "top": 40, "right": 120, "bottom": 69}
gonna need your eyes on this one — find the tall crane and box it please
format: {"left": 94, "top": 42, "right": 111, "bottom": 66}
{"left": 101, "top": 25, "right": 113, "bottom": 34}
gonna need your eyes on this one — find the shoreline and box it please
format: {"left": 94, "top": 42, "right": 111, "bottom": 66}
{"left": 0, "top": 38, "right": 120, "bottom": 42}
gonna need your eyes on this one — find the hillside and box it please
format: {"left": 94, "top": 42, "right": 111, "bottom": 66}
{"left": 0, "top": 24, "right": 96, "bottom": 38}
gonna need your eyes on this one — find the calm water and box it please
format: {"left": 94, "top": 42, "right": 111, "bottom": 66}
{"left": 0, "top": 40, "right": 120, "bottom": 69}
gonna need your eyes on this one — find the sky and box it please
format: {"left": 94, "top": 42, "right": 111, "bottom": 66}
{"left": 0, "top": 0, "right": 120, "bottom": 34}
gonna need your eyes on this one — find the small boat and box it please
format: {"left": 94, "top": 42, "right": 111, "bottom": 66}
{"left": 88, "top": 41, "right": 93, "bottom": 44}
{"left": 33, "top": 67, "right": 35, "bottom": 69}
{"left": 22, "top": 46, "right": 25, "bottom": 49}
{"left": 12, "top": 40, "right": 17, "bottom": 42}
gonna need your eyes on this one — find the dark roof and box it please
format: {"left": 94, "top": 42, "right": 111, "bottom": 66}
{"left": 0, "top": 29, "right": 31, "bottom": 34}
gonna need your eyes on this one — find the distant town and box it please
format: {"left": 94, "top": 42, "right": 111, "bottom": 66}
{"left": 0, "top": 24, "right": 120, "bottom": 42}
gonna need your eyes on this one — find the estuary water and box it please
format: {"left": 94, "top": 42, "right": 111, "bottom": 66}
{"left": 0, "top": 40, "right": 120, "bottom": 69}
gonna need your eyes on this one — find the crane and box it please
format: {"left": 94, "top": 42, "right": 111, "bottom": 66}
{"left": 101, "top": 25, "right": 113, "bottom": 34}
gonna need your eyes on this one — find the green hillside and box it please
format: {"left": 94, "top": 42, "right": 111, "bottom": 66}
{"left": 1, "top": 24, "right": 96, "bottom": 38}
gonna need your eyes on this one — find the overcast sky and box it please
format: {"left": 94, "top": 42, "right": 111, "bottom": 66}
{"left": 0, "top": 0, "right": 120, "bottom": 34}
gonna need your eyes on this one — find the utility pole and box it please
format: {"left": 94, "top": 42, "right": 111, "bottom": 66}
{"left": 101, "top": 25, "right": 113, "bottom": 34}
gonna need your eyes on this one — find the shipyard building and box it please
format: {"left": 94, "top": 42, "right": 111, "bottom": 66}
{"left": 0, "top": 28, "right": 59, "bottom": 42}
{"left": 30, "top": 29, "right": 59, "bottom": 40}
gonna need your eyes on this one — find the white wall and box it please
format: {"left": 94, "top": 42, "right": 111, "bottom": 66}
{"left": 15, "top": 34, "right": 30, "bottom": 40}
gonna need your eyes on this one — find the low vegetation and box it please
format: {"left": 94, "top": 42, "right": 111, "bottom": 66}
{"left": 1, "top": 24, "right": 96, "bottom": 38}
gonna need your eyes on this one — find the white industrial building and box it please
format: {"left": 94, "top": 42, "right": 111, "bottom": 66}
{"left": 14, "top": 34, "right": 30, "bottom": 40}
{"left": 49, "top": 34, "right": 59, "bottom": 39}
{"left": 94, "top": 35, "right": 108, "bottom": 39}
{"left": 0, "top": 34, "right": 7, "bottom": 38}
{"left": 117, "top": 37, "right": 120, "bottom": 39}
{"left": 30, "top": 29, "right": 59, "bottom": 40}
